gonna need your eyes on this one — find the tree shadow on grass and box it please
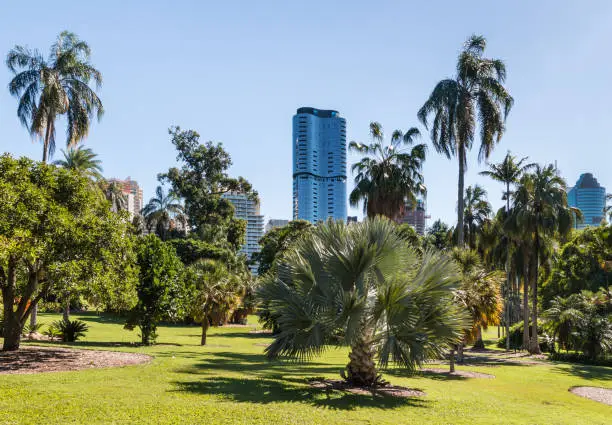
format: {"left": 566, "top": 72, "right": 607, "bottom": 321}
{"left": 24, "top": 340, "right": 182, "bottom": 349}
{"left": 551, "top": 363, "right": 612, "bottom": 380}
{"left": 384, "top": 368, "right": 469, "bottom": 381}
{"left": 173, "top": 376, "right": 428, "bottom": 410}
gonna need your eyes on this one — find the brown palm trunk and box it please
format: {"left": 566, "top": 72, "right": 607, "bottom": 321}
{"left": 522, "top": 255, "right": 530, "bottom": 350}
{"left": 200, "top": 319, "right": 209, "bottom": 346}
{"left": 2, "top": 258, "right": 22, "bottom": 351}
{"left": 530, "top": 234, "right": 541, "bottom": 354}
{"left": 457, "top": 144, "right": 466, "bottom": 246}
{"left": 345, "top": 335, "right": 382, "bottom": 387}
{"left": 449, "top": 347, "right": 456, "bottom": 373}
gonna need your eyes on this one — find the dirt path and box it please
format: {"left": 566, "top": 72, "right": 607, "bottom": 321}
{"left": 0, "top": 345, "right": 151, "bottom": 375}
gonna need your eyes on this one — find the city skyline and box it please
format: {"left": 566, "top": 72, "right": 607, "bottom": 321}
{"left": 1, "top": 1, "right": 611, "bottom": 227}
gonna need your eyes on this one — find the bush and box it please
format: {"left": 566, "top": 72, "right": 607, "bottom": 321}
{"left": 44, "top": 324, "right": 61, "bottom": 340}
{"left": 548, "top": 352, "right": 612, "bottom": 367}
{"left": 52, "top": 319, "right": 89, "bottom": 342}
{"left": 22, "top": 322, "right": 45, "bottom": 335}
{"left": 498, "top": 320, "right": 547, "bottom": 350}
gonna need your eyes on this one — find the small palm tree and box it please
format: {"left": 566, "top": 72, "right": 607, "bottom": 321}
{"left": 510, "top": 165, "right": 580, "bottom": 353}
{"left": 53, "top": 144, "right": 103, "bottom": 179}
{"left": 544, "top": 294, "right": 585, "bottom": 352}
{"left": 141, "top": 186, "right": 186, "bottom": 241}
{"left": 463, "top": 185, "right": 492, "bottom": 250}
{"left": 418, "top": 35, "right": 513, "bottom": 246}
{"left": 259, "top": 218, "right": 466, "bottom": 387}
{"left": 103, "top": 181, "right": 128, "bottom": 212}
{"left": 6, "top": 31, "right": 103, "bottom": 162}
{"left": 349, "top": 122, "right": 426, "bottom": 222}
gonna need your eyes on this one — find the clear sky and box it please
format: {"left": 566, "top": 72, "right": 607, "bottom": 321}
{"left": 1, "top": 0, "right": 611, "bottom": 226}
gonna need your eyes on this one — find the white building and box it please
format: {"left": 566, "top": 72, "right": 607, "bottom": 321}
{"left": 221, "top": 192, "right": 264, "bottom": 274}
{"left": 265, "top": 219, "right": 289, "bottom": 233}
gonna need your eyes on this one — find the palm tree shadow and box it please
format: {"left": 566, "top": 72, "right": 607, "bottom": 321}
{"left": 551, "top": 363, "right": 612, "bottom": 380}
{"left": 173, "top": 377, "right": 428, "bottom": 410}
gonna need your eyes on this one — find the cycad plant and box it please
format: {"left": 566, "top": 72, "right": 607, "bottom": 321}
{"left": 349, "top": 122, "right": 426, "bottom": 222}
{"left": 259, "top": 218, "right": 466, "bottom": 387}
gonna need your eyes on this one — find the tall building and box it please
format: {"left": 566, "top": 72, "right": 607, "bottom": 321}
{"left": 402, "top": 198, "right": 427, "bottom": 235}
{"left": 567, "top": 173, "right": 606, "bottom": 229}
{"left": 292, "top": 107, "right": 347, "bottom": 223}
{"left": 221, "top": 192, "right": 265, "bottom": 273}
{"left": 109, "top": 177, "right": 143, "bottom": 218}
{"left": 265, "top": 219, "right": 289, "bottom": 233}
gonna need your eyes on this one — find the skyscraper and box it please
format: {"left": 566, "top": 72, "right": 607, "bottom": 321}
{"left": 221, "top": 192, "right": 265, "bottom": 274}
{"left": 402, "top": 198, "right": 427, "bottom": 235}
{"left": 292, "top": 107, "right": 347, "bottom": 223}
{"left": 109, "top": 177, "right": 143, "bottom": 218}
{"left": 567, "top": 173, "right": 606, "bottom": 229}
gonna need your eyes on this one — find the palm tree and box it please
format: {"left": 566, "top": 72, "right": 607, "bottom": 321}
{"left": 480, "top": 152, "right": 535, "bottom": 348}
{"left": 349, "top": 122, "right": 426, "bottom": 222}
{"left": 544, "top": 294, "right": 585, "bottom": 352}
{"left": 53, "top": 144, "right": 103, "bottom": 179}
{"left": 605, "top": 194, "right": 612, "bottom": 221}
{"left": 6, "top": 31, "right": 103, "bottom": 162}
{"left": 141, "top": 186, "right": 186, "bottom": 241}
{"left": 103, "top": 181, "right": 128, "bottom": 212}
{"left": 463, "top": 185, "right": 492, "bottom": 250}
{"left": 258, "top": 218, "right": 467, "bottom": 387}
{"left": 418, "top": 35, "right": 513, "bottom": 246}
{"left": 511, "top": 165, "right": 579, "bottom": 353}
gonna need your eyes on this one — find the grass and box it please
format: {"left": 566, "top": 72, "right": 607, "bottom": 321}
{"left": 0, "top": 313, "right": 610, "bottom": 424}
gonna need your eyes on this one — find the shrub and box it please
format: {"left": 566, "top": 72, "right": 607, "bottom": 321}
{"left": 548, "top": 352, "right": 612, "bottom": 367}
{"left": 498, "top": 320, "right": 547, "bottom": 350}
{"left": 52, "top": 319, "right": 89, "bottom": 342}
{"left": 22, "top": 322, "right": 45, "bottom": 335}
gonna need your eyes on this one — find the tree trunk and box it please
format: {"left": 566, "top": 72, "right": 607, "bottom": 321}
{"left": 42, "top": 119, "right": 52, "bottom": 163}
{"left": 530, "top": 234, "right": 541, "bottom": 354}
{"left": 2, "top": 258, "right": 22, "bottom": 351}
{"left": 522, "top": 256, "right": 530, "bottom": 350}
{"left": 63, "top": 300, "right": 70, "bottom": 322}
{"left": 201, "top": 319, "right": 209, "bottom": 346}
{"left": 29, "top": 303, "right": 38, "bottom": 328}
{"left": 345, "top": 336, "right": 383, "bottom": 387}
{"left": 473, "top": 326, "right": 485, "bottom": 349}
{"left": 457, "top": 341, "right": 465, "bottom": 363}
{"left": 449, "top": 347, "right": 456, "bottom": 373}
{"left": 456, "top": 144, "right": 466, "bottom": 247}
{"left": 505, "top": 185, "right": 511, "bottom": 350}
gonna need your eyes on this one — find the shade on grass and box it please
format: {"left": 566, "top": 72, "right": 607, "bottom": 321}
{"left": 0, "top": 313, "right": 610, "bottom": 424}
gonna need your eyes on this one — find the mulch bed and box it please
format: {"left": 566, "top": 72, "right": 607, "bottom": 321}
{"left": 309, "top": 379, "right": 425, "bottom": 398}
{"left": 0, "top": 345, "right": 151, "bottom": 375}
{"left": 249, "top": 330, "right": 272, "bottom": 335}
{"left": 420, "top": 368, "right": 495, "bottom": 379}
{"left": 569, "top": 386, "right": 612, "bottom": 406}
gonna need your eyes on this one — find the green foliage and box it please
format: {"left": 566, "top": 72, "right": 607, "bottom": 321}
{"left": 462, "top": 185, "right": 492, "bottom": 250}
{"left": 349, "top": 122, "right": 426, "bottom": 221}
{"left": 542, "top": 225, "right": 612, "bottom": 307}
{"left": 497, "top": 320, "right": 545, "bottom": 350}
{"left": 259, "top": 218, "right": 467, "bottom": 382}
{"left": 51, "top": 319, "right": 89, "bottom": 342}
{"left": 253, "top": 220, "right": 312, "bottom": 275}
{"left": 6, "top": 31, "right": 103, "bottom": 162}
{"left": 142, "top": 186, "right": 186, "bottom": 241}
{"left": 158, "top": 126, "right": 256, "bottom": 248}
{"left": 53, "top": 145, "right": 103, "bottom": 180}
{"left": 168, "top": 237, "right": 238, "bottom": 266}
{"left": 126, "top": 235, "right": 185, "bottom": 345}
{"left": 395, "top": 223, "right": 422, "bottom": 249}
{"left": 423, "top": 219, "right": 453, "bottom": 251}
{"left": 22, "top": 322, "right": 45, "bottom": 335}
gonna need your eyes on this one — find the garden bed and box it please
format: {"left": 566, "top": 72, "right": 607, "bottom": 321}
{"left": 0, "top": 345, "right": 151, "bottom": 375}
{"left": 308, "top": 379, "right": 426, "bottom": 398}
{"left": 569, "top": 386, "right": 612, "bottom": 406}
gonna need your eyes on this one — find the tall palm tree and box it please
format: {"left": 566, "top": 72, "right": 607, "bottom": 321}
{"left": 418, "top": 35, "right": 513, "bottom": 246}
{"left": 463, "top": 185, "right": 492, "bottom": 250}
{"left": 511, "top": 165, "right": 579, "bottom": 353}
{"left": 103, "top": 181, "right": 128, "bottom": 212}
{"left": 480, "top": 152, "right": 535, "bottom": 348}
{"left": 349, "top": 122, "right": 426, "bottom": 222}
{"left": 259, "top": 218, "right": 467, "bottom": 387}
{"left": 53, "top": 144, "right": 103, "bottom": 179}
{"left": 6, "top": 31, "right": 103, "bottom": 162}
{"left": 141, "top": 186, "right": 186, "bottom": 241}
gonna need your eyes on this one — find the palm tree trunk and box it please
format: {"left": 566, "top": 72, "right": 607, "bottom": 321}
{"left": 530, "top": 233, "right": 542, "bottom": 354}
{"left": 345, "top": 335, "right": 383, "bottom": 387}
{"left": 63, "top": 300, "right": 70, "bottom": 322}
{"left": 42, "top": 118, "right": 53, "bottom": 163}
{"left": 505, "top": 183, "right": 511, "bottom": 350}
{"left": 457, "top": 144, "right": 466, "bottom": 247}
{"left": 200, "top": 319, "right": 209, "bottom": 346}
{"left": 522, "top": 255, "right": 530, "bottom": 350}
{"left": 449, "top": 347, "right": 456, "bottom": 373}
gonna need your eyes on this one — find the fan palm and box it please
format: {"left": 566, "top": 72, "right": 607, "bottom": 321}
{"left": 53, "top": 144, "right": 103, "bottom": 179}
{"left": 259, "top": 218, "right": 466, "bottom": 387}
{"left": 6, "top": 31, "right": 103, "bottom": 162}
{"left": 418, "top": 35, "right": 513, "bottom": 246}
{"left": 141, "top": 186, "right": 186, "bottom": 241}
{"left": 349, "top": 122, "right": 426, "bottom": 222}
{"left": 510, "top": 165, "right": 579, "bottom": 353}
{"left": 544, "top": 294, "right": 585, "bottom": 352}
{"left": 463, "top": 185, "right": 492, "bottom": 250}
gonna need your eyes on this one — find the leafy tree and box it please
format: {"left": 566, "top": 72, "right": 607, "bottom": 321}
{"left": 0, "top": 155, "right": 137, "bottom": 351}
{"left": 254, "top": 220, "right": 312, "bottom": 275}
{"left": 126, "top": 235, "right": 185, "bottom": 345}
{"left": 463, "top": 185, "right": 492, "bottom": 250}
{"left": 141, "top": 186, "right": 186, "bottom": 241}
{"left": 349, "top": 122, "right": 426, "bottom": 221}
{"left": 509, "top": 164, "right": 578, "bottom": 353}
{"left": 6, "top": 31, "right": 103, "bottom": 162}
{"left": 418, "top": 35, "right": 513, "bottom": 246}
{"left": 423, "top": 219, "right": 453, "bottom": 251}
{"left": 396, "top": 223, "right": 422, "bottom": 249}
{"left": 53, "top": 144, "right": 103, "bottom": 180}
{"left": 159, "top": 127, "right": 255, "bottom": 247}
{"left": 258, "top": 218, "right": 466, "bottom": 387}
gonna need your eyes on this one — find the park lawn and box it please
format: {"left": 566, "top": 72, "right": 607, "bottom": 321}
{"left": 0, "top": 313, "right": 610, "bottom": 425}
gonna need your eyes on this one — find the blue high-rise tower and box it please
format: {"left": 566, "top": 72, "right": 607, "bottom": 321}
{"left": 567, "top": 173, "right": 606, "bottom": 229}
{"left": 292, "top": 107, "right": 347, "bottom": 223}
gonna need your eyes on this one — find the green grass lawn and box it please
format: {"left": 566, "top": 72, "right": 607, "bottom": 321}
{"left": 0, "top": 313, "right": 610, "bottom": 424}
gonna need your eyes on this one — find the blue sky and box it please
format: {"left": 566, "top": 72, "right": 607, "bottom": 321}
{"left": 1, "top": 1, "right": 611, "bottom": 226}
